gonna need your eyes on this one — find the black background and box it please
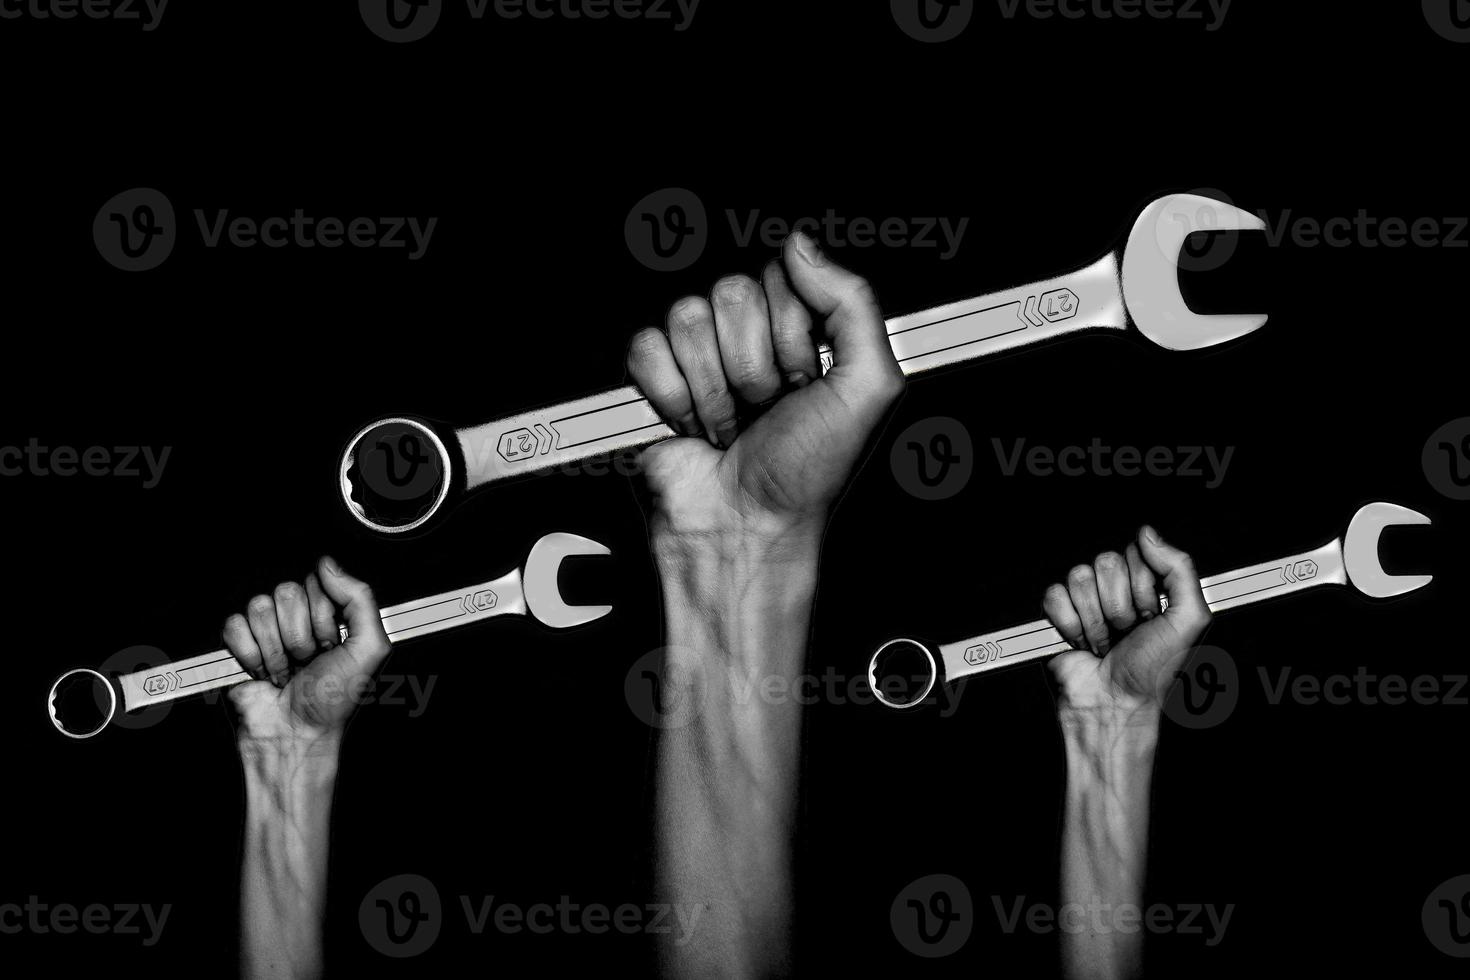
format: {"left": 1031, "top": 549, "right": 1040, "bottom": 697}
{"left": 2, "top": 1, "right": 1466, "bottom": 975}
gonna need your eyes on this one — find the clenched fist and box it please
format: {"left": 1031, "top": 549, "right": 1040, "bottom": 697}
{"left": 1043, "top": 525, "right": 1213, "bottom": 714}
{"left": 222, "top": 556, "right": 392, "bottom": 743}
{"left": 627, "top": 232, "right": 904, "bottom": 545}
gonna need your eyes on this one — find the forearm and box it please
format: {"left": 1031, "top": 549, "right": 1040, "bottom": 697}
{"left": 238, "top": 732, "right": 341, "bottom": 980}
{"left": 652, "top": 525, "right": 821, "bottom": 979}
{"left": 1057, "top": 706, "right": 1159, "bottom": 980}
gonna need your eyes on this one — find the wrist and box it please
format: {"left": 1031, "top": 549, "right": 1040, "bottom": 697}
{"left": 651, "top": 510, "right": 824, "bottom": 567}
{"left": 1058, "top": 703, "right": 1160, "bottom": 787}
{"left": 239, "top": 729, "right": 342, "bottom": 799}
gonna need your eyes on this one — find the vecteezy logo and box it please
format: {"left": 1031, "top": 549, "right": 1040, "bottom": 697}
{"left": 1423, "top": 875, "right": 1470, "bottom": 957}
{"left": 93, "top": 188, "right": 176, "bottom": 272}
{"left": 354, "top": 421, "right": 445, "bottom": 504}
{"left": 1423, "top": 417, "right": 1470, "bottom": 500}
{"left": 102, "top": 646, "right": 174, "bottom": 731}
{"left": 891, "top": 0, "right": 973, "bottom": 42}
{"left": 360, "top": 0, "right": 442, "bottom": 41}
{"left": 1154, "top": 187, "right": 1240, "bottom": 273}
{"left": 890, "top": 417, "right": 974, "bottom": 501}
{"left": 891, "top": 874, "right": 973, "bottom": 957}
{"left": 1162, "top": 645, "right": 1238, "bottom": 729}
{"left": 624, "top": 647, "right": 705, "bottom": 730}
{"left": 1424, "top": 0, "right": 1470, "bottom": 41}
{"left": 360, "top": 873, "right": 442, "bottom": 957}
{"left": 625, "top": 188, "right": 708, "bottom": 272}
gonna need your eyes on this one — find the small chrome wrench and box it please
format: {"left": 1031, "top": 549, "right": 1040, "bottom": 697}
{"left": 867, "top": 503, "right": 1433, "bottom": 709}
{"left": 47, "top": 532, "right": 612, "bottom": 738}
{"left": 339, "top": 194, "right": 1269, "bottom": 534}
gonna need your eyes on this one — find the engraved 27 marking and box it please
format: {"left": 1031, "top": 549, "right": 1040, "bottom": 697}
{"left": 497, "top": 423, "right": 558, "bottom": 463}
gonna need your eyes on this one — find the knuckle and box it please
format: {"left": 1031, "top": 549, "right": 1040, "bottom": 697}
{"left": 248, "top": 594, "right": 274, "bottom": 617}
{"left": 274, "top": 581, "right": 300, "bottom": 602}
{"left": 700, "top": 388, "right": 737, "bottom": 421}
{"left": 627, "top": 327, "right": 666, "bottom": 365}
{"left": 727, "top": 355, "right": 776, "bottom": 393}
{"left": 711, "top": 274, "right": 757, "bottom": 308}
{"left": 841, "top": 276, "right": 879, "bottom": 311}
{"left": 1095, "top": 551, "right": 1124, "bottom": 571}
{"left": 669, "top": 296, "right": 710, "bottom": 330}
{"left": 1067, "top": 564, "right": 1094, "bottom": 586}
{"left": 761, "top": 258, "right": 786, "bottom": 288}
{"left": 224, "top": 613, "right": 248, "bottom": 636}
{"left": 1043, "top": 583, "right": 1070, "bottom": 607}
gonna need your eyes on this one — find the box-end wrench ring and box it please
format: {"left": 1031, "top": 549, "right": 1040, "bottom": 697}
{"left": 339, "top": 194, "right": 1269, "bottom": 535}
{"left": 46, "top": 532, "right": 612, "bottom": 739}
{"left": 868, "top": 502, "right": 1433, "bottom": 710}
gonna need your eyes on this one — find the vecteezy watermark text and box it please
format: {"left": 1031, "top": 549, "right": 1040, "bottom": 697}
{"left": 1259, "top": 210, "right": 1468, "bottom": 249}
{"left": 0, "top": 897, "right": 171, "bottom": 946}
{"left": 994, "top": 0, "right": 1232, "bottom": 30}
{"left": 193, "top": 209, "right": 437, "bottom": 259}
{"left": 0, "top": 439, "right": 170, "bottom": 488}
{"left": 358, "top": 873, "right": 703, "bottom": 958}
{"left": 94, "top": 188, "right": 438, "bottom": 271}
{"left": 360, "top": 0, "right": 701, "bottom": 42}
{"left": 624, "top": 189, "right": 970, "bottom": 271}
{"left": 992, "top": 896, "right": 1234, "bottom": 946}
{"left": 0, "top": 0, "right": 168, "bottom": 30}
{"left": 992, "top": 437, "right": 1234, "bottom": 489}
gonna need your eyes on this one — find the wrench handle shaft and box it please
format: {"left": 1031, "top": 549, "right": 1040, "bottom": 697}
{"left": 114, "top": 570, "right": 525, "bottom": 714}
{"left": 456, "top": 255, "right": 1123, "bottom": 490}
{"left": 936, "top": 538, "right": 1347, "bottom": 686}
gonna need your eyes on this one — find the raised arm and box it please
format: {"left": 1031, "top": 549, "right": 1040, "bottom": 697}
{"left": 223, "top": 557, "right": 393, "bottom": 979}
{"left": 1043, "top": 527, "right": 1212, "bottom": 980}
{"left": 627, "top": 234, "right": 903, "bottom": 978}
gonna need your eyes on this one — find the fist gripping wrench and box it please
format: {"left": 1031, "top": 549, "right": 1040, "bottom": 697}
{"left": 46, "top": 532, "right": 612, "bottom": 739}
{"left": 867, "top": 503, "right": 1433, "bottom": 710}
{"left": 339, "top": 194, "right": 1269, "bottom": 534}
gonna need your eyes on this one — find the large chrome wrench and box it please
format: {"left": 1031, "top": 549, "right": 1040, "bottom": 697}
{"left": 339, "top": 194, "right": 1269, "bottom": 534}
{"left": 46, "top": 532, "right": 612, "bottom": 739}
{"left": 867, "top": 503, "right": 1433, "bottom": 710}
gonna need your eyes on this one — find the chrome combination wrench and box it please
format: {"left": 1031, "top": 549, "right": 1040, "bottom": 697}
{"left": 47, "top": 532, "right": 611, "bottom": 738}
{"left": 338, "top": 194, "right": 1269, "bottom": 534}
{"left": 866, "top": 503, "right": 1434, "bottom": 710}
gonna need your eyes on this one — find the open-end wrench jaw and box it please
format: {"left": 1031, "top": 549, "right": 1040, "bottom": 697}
{"left": 522, "top": 531, "right": 613, "bottom": 629}
{"left": 1121, "top": 193, "right": 1270, "bottom": 352}
{"left": 1344, "top": 502, "right": 1434, "bottom": 598}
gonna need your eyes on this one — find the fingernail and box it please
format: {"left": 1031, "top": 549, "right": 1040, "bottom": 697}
{"left": 715, "top": 421, "right": 739, "bottom": 448}
{"left": 791, "top": 231, "right": 823, "bottom": 265}
{"left": 786, "top": 370, "right": 811, "bottom": 389}
{"left": 323, "top": 555, "right": 341, "bottom": 575}
{"left": 679, "top": 415, "right": 701, "bottom": 438}
{"left": 1143, "top": 526, "right": 1160, "bottom": 544}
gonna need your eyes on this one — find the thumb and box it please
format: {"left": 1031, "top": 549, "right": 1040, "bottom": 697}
{"left": 1136, "top": 526, "right": 1211, "bottom": 644}
{"left": 781, "top": 232, "right": 903, "bottom": 416}
{"left": 316, "top": 556, "right": 392, "bottom": 673}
